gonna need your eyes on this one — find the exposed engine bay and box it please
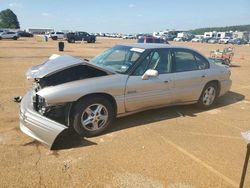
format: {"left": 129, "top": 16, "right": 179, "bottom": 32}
{"left": 27, "top": 56, "right": 109, "bottom": 125}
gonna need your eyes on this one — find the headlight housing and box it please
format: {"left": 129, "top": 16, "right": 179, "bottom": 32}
{"left": 35, "top": 94, "right": 48, "bottom": 114}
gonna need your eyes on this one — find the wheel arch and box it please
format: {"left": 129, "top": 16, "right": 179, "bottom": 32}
{"left": 204, "top": 80, "right": 221, "bottom": 97}
{"left": 68, "top": 93, "right": 117, "bottom": 125}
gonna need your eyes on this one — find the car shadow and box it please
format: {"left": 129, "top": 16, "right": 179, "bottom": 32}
{"left": 51, "top": 129, "right": 96, "bottom": 150}
{"left": 230, "top": 64, "right": 241, "bottom": 68}
{"left": 107, "top": 91, "right": 245, "bottom": 134}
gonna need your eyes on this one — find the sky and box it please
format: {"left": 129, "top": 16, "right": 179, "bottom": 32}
{"left": 0, "top": 0, "right": 250, "bottom": 33}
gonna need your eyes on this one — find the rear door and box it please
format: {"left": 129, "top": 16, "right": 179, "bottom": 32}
{"left": 125, "top": 48, "right": 174, "bottom": 112}
{"left": 171, "top": 49, "right": 210, "bottom": 103}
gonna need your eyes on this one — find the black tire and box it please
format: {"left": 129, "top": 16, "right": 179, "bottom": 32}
{"left": 197, "top": 82, "right": 218, "bottom": 109}
{"left": 0, "top": 37, "right": 2, "bottom": 40}
{"left": 68, "top": 38, "right": 75, "bottom": 43}
{"left": 13, "top": 36, "right": 17, "bottom": 40}
{"left": 52, "top": 36, "right": 58, "bottom": 40}
{"left": 72, "top": 96, "right": 115, "bottom": 137}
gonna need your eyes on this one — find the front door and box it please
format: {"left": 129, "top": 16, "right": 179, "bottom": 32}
{"left": 125, "top": 48, "right": 174, "bottom": 112}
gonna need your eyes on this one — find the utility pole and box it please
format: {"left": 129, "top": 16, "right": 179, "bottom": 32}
{"left": 240, "top": 131, "right": 250, "bottom": 188}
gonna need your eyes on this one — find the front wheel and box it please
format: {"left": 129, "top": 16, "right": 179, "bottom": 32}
{"left": 72, "top": 96, "right": 115, "bottom": 137}
{"left": 197, "top": 83, "right": 218, "bottom": 109}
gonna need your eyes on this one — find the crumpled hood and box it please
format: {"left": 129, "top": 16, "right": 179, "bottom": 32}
{"left": 26, "top": 54, "right": 83, "bottom": 79}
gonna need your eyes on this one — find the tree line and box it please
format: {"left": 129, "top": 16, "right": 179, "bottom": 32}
{"left": 190, "top": 25, "right": 250, "bottom": 35}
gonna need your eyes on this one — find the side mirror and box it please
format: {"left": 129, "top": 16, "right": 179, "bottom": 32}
{"left": 142, "top": 69, "right": 159, "bottom": 80}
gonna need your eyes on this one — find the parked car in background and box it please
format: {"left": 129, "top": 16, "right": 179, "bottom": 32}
{"left": 66, "top": 31, "right": 96, "bottom": 43}
{"left": 0, "top": 31, "right": 19, "bottom": 40}
{"left": 49, "top": 31, "right": 65, "bottom": 40}
{"left": 137, "top": 36, "right": 169, "bottom": 44}
{"left": 173, "top": 37, "right": 183, "bottom": 42}
{"left": 208, "top": 38, "right": 219, "bottom": 44}
{"left": 218, "top": 37, "right": 231, "bottom": 44}
{"left": 19, "top": 44, "right": 232, "bottom": 147}
{"left": 165, "top": 34, "right": 177, "bottom": 41}
{"left": 228, "top": 38, "right": 247, "bottom": 45}
{"left": 17, "top": 31, "right": 33, "bottom": 37}
{"left": 202, "top": 37, "right": 212, "bottom": 43}
{"left": 136, "top": 34, "right": 153, "bottom": 39}
{"left": 191, "top": 37, "right": 203, "bottom": 42}
{"left": 123, "top": 34, "right": 136, "bottom": 39}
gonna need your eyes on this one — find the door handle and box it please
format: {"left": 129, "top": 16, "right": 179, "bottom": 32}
{"left": 201, "top": 75, "right": 206, "bottom": 78}
{"left": 164, "top": 80, "right": 169, "bottom": 83}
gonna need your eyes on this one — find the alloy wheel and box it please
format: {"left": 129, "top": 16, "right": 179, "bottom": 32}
{"left": 80, "top": 104, "right": 108, "bottom": 131}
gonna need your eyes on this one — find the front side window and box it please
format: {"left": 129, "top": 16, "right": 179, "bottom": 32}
{"left": 133, "top": 49, "right": 171, "bottom": 75}
{"left": 90, "top": 45, "right": 143, "bottom": 74}
{"left": 174, "top": 50, "right": 198, "bottom": 72}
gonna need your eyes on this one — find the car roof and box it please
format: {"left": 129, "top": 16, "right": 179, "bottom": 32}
{"left": 120, "top": 43, "right": 195, "bottom": 50}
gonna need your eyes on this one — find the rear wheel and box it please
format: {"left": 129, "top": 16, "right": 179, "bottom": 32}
{"left": 72, "top": 96, "right": 115, "bottom": 137}
{"left": 13, "top": 36, "right": 17, "bottom": 40}
{"left": 197, "top": 83, "right": 218, "bottom": 109}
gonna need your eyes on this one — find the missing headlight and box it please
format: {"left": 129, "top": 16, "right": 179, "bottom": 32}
{"left": 35, "top": 95, "right": 47, "bottom": 115}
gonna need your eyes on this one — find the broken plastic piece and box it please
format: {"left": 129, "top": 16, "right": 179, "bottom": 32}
{"left": 14, "top": 96, "right": 22, "bottom": 103}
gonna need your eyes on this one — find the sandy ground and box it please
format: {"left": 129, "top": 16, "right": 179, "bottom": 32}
{"left": 0, "top": 37, "right": 249, "bottom": 188}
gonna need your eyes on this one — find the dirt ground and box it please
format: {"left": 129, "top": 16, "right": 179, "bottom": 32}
{"left": 0, "top": 37, "right": 249, "bottom": 188}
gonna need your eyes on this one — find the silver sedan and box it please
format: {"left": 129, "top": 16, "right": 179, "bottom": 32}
{"left": 19, "top": 44, "right": 232, "bottom": 148}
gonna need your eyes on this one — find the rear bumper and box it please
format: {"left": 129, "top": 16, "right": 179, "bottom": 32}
{"left": 19, "top": 90, "right": 67, "bottom": 148}
{"left": 219, "top": 79, "right": 232, "bottom": 97}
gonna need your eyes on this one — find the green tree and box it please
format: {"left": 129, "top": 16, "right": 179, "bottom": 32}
{"left": 190, "top": 25, "right": 250, "bottom": 35}
{"left": 0, "top": 9, "right": 20, "bottom": 29}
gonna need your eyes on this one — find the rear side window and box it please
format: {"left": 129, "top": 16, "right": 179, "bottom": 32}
{"left": 194, "top": 53, "right": 209, "bottom": 69}
{"left": 173, "top": 50, "right": 198, "bottom": 72}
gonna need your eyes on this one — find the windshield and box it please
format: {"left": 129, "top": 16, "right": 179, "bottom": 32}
{"left": 89, "top": 45, "right": 144, "bottom": 74}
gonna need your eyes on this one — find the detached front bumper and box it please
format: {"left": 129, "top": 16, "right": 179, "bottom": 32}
{"left": 19, "top": 90, "right": 67, "bottom": 148}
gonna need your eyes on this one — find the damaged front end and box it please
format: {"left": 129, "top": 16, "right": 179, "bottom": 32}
{"left": 19, "top": 54, "right": 110, "bottom": 148}
{"left": 20, "top": 90, "right": 68, "bottom": 148}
